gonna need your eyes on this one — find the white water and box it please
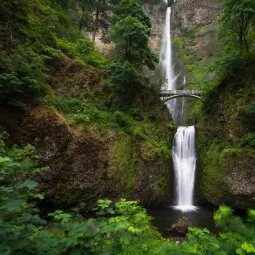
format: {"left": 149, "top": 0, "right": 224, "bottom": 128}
{"left": 172, "top": 126, "right": 197, "bottom": 211}
{"left": 160, "top": 4, "right": 197, "bottom": 212}
{"left": 160, "top": 7, "right": 177, "bottom": 90}
{"left": 160, "top": 7, "right": 179, "bottom": 120}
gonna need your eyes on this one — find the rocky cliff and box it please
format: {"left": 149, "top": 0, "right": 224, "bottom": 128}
{"left": 171, "top": 0, "right": 255, "bottom": 209}
{"left": 197, "top": 65, "right": 255, "bottom": 209}
{"left": 172, "top": 0, "right": 222, "bottom": 84}
{"left": 0, "top": 55, "right": 175, "bottom": 210}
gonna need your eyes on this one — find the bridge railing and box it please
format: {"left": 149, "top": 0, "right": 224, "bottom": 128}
{"left": 159, "top": 89, "right": 203, "bottom": 96}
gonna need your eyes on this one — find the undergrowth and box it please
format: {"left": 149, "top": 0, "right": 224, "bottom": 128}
{"left": 0, "top": 137, "right": 255, "bottom": 254}
{"left": 47, "top": 97, "right": 171, "bottom": 158}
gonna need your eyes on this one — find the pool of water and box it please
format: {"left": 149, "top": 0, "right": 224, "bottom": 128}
{"left": 147, "top": 206, "right": 217, "bottom": 238}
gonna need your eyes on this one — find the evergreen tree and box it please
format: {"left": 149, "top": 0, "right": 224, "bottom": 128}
{"left": 110, "top": 0, "right": 156, "bottom": 68}
{"left": 219, "top": 0, "right": 255, "bottom": 52}
{"left": 77, "top": 0, "right": 116, "bottom": 41}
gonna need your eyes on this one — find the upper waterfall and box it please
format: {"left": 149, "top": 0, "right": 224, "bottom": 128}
{"left": 160, "top": 7, "right": 176, "bottom": 90}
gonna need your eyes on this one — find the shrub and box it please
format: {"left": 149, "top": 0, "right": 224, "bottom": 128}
{"left": 0, "top": 45, "right": 48, "bottom": 105}
{"left": 240, "top": 133, "right": 255, "bottom": 149}
{"left": 1, "top": 137, "right": 255, "bottom": 255}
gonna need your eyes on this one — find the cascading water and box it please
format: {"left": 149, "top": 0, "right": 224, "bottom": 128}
{"left": 173, "top": 126, "right": 197, "bottom": 211}
{"left": 160, "top": 7, "right": 175, "bottom": 90}
{"left": 160, "top": 3, "right": 197, "bottom": 212}
{"left": 160, "top": 6, "right": 179, "bottom": 120}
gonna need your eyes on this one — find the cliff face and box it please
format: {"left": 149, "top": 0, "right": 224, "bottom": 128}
{"left": 172, "top": 0, "right": 222, "bottom": 84}
{"left": 197, "top": 66, "right": 255, "bottom": 209}
{"left": 171, "top": 0, "right": 255, "bottom": 209}
{"left": 173, "top": 0, "right": 221, "bottom": 28}
{"left": 0, "top": 55, "right": 175, "bottom": 210}
{"left": 144, "top": 3, "right": 164, "bottom": 51}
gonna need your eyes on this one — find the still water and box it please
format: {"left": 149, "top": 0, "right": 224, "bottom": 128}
{"left": 147, "top": 206, "right": 216, "bottom": 237}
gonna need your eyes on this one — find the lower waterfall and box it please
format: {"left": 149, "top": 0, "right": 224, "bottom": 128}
{"left": 172, "top": 126, "right": 197, "bottom": 211}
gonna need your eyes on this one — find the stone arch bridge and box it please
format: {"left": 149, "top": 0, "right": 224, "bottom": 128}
{"left": 159, "top": 89, "right": 203, "bottom": 103}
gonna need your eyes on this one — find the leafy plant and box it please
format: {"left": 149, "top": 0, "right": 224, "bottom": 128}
{"left": 219, "top": 0, "right": 255, "bottom": 52}
{"left": 1, "top": 140, "right": 255, "bottom": 255}
{"left": 0, "top": 45, "right": 48, "bottom": 105}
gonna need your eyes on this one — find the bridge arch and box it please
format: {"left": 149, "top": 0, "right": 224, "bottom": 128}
{"left": 162, "top": 94, "right": 202, "bottom": 103}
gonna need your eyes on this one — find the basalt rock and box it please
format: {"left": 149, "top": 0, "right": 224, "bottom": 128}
{"left": 197, "top": 66, "right": 255, "bottom": 209}
{"left": 0, "top": 104, "right": 174, "bottom": 210}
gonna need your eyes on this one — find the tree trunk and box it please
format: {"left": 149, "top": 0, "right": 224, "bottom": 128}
{"left": 92, "top": 9, "right": 99, "bottom": 43}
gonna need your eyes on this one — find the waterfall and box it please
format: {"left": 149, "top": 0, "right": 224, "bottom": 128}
{"left": 160, "top": 7, "right": 175, "bottom": 89}
{"left": 172, "top": 126, "right": 197, "bottom": 211}
{"left": 160, "top": 7, "right": 178, "bottom": 120}
{"left": 160, "top": 4, "right": 197, "bottom": 212}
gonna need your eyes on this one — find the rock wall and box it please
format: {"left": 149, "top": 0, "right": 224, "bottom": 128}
{"left": 173, "top": 0, "right": 221, "bottom": 29}
{"left": 171, "top": 0, "right": 255, "bottom": 209}
{"left": 172, "top": 0, "right": 222, "bottom": 83}
{"left": 197, "top": 65, "right": 255, "bottom": 209}
{"left": 144, "top": 3, "right": 165, "bottom": 51}
{"left": 0, "top": 55, "right": 175, "bottom": 210}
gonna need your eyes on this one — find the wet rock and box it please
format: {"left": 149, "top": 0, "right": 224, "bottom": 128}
{"left": 168, "top": 217, "right": 193, "bottom": 236}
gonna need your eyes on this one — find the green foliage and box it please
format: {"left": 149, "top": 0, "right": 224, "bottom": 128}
{"left": 110, "top": 0, "right": 157, "bottom": 70}
{"left": 56, "top": 36, "right": 109, "bottom": 69}
{"left": 112, "top": 0, "right": 151, "bottom": 28}
{"left": 239, "top": 103, "right": 255, "bottom": 119}
{"left": 0, "top": 45, "right": 48, "bottom": 105}
{"left": 0, "top": 0, "right": 110, "bottom": 105}
{"left": 108, "top": 0, "right": 157, "bottom": 104}
{"left": 67, "top": 0, "right": 115, "bottom": 41}
{"left": 240, "top": 133, "right": 255, "bottom": 149}
{"left": 0, "top": 0, "right": 30, "bottom": 46}
{"left": 214, "top": 205, "right": 255, "bottom": 255}
{"left": 0, "top": 138, "right": 53, "bottom": 254}
{"left": 57, "top": 35, "right": 109, "bottom": 69}
{"left": 219, "top": 0, "right": 255, "bottom": 52}
{"left": 74, "top": 37, "right": 109, "bottom": 68}
{"left": 111, "top": 16, "right": 156, "bottom": 68}
{"left": 207, "top": 50, "right": 252, "bottom": 79}
{"left": 1, "top": 140, "right": 255, "bottom": 255}
{"left": 51, "top": 96, "right": 168, "bottom": 143}
{"left": 111, "top": 134, "right": 136, "bottom": 194}
{"left": 107, "top": 61, "right": 139, "bottom": 104}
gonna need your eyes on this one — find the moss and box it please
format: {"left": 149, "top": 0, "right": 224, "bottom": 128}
{"left": 199, "top": 143, "right": 225, "bottom": 204}
{"left": 110, "top": 133, "right": 136, "bottom": 196}
{"left": 240, "top": 133, "right": 255, "bottom": 149}
{"left": 220, "top": 147, "right": 245, "bottom": 163}
{"left": 173, "top": 33, "right": 210, "bottom": 87}
{"left": 139, "top": 141, "right": 171, "bottom": 160}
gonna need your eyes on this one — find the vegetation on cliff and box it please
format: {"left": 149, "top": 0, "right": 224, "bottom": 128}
{"left": 1, "top": 138, "right": 255, "bottom": 254}
{"left": 196, "top": 0, "right": 255, "bottom": 208}
{"left": 0, "top": 0, "right": 173, "bottom": 210}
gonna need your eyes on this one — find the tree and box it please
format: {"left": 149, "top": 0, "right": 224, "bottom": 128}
{"left": 77, "top": 0, "right": 115, "bottom": 42}
{"left": 0, "top": 0, "right": 30, "bottom": 47}
{"left": 0, "top": 46, "right": 47, "bottom": 105}
{"left": 112, "top": 0, "right": 151, "bottom": 29}
{"left": 107, "top": 61, "right": 139, "bottom": 104}
{"left": 110, "top": 0, "right": 156, "bottom": 69}
{"left": 111, "top": 16, "right": 156, "bottom": 68}
{"left": 219, "top": 0, "right": 255, "bottom": 52}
